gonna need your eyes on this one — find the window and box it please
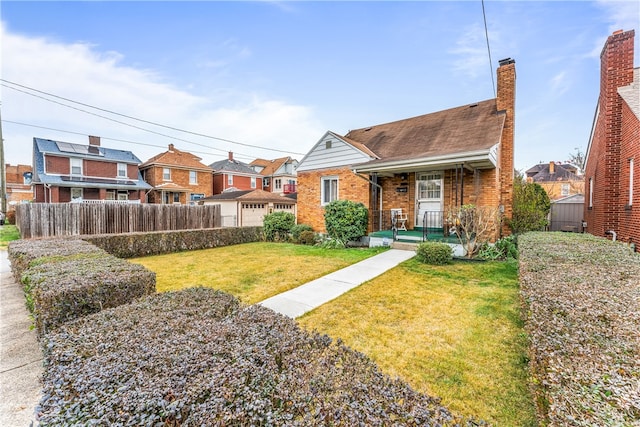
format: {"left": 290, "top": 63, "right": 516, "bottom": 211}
{"left": 326, "top": 140, "right": 332, "bottom": 149}
{"left": 417, "top": 172, "right": 442, "bottom": 199}
{"left": 228, "top": 174, "right": 233, "bottom": 185}
{"left": 275, "top": 178, "right": 282, "bottom": 190}
{"left": 190, "top": 193, "right": 204, "bottom": 201}
{"left": 189, "top": 170, "right": 197, "bottom": 185}
{"left": 263, "top": 178, "right": 270, "bottom": 187}
{"left": 561, "top": 183, "right": 570, "bottom": 196}
{"left": 117, "top": 192, "right": 129, "bottom": 201}
{"left": 71, "top": 188, "right": 83, "bottom": 201}
{"left": 163, "top": 168, "right": 171, "bottom": 181}
{"left": 173, "top": 193, "right": 180, "bottom": 203}
{"left": 117, "top": 163, "right": 127, "bottom": 178}
{"left": 589, "top": 177, "right": 594, "bottom": 208}
{"left": 251, "top": 176, "right": 256, "bottom": 189}
{"left": 629, "top": 158, "right": 634, "bottom": 206}
{"left": 321, "top": 176, "right": 338, "bottom": 205}
{"left": 70, "top": 158, "right": 82, "bottom": 176}
{"left": 106, "top": 190, "right": 115, "bottom": 200}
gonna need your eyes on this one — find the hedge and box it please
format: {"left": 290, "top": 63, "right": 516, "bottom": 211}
{"left": 38, "top": 287, "right": 477, "bottom": 426}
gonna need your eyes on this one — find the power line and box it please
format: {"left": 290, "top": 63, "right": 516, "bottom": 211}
{"left": 1, "top": 79, "right": 307, "bottom": 156}
{"left": 481, "top": 0, "right": 496, "bottom": 97}
{"left": 2, "top": 119, "right": 257, "bottom": 162}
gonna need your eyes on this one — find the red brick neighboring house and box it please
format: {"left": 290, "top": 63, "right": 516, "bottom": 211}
{"left": 139, "top": 144, "right": 213, "bottom": 204}
{"left": 4, "top": 164, "right": 33, "bottom": 209}
{"left": 296, "top": 59, "right": 516, "bottom": 240}
{"left": 584, "top": 29, "right": 639, "bottom": 251}
{"left": 32, "top": 136, "right": 151, "bottom": 203}
{"left": 210, "top": 152, "right": 263, "bottom": 195}
{"left": 200, "top": 189, "right": 296, "bottom": 227}
{"left": 249, "top": 157, "right": 298, "bottom": 195}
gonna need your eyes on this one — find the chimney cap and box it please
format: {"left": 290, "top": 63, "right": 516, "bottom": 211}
{"left": 498, "top": 57, "right": 515, "bottom": 66}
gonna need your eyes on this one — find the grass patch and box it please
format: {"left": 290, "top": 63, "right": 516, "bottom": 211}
{"left": 130, "top": 242, "right": 386, "bottom": 304}
{"left": 297, "top": 258, "right": 536, "bottom": 426}
{"left": 0, "top": 224, "right": 20, "bottom": 249}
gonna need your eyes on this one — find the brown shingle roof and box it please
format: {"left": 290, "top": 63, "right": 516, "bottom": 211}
{"left": 345, "top": 99, "right": 504, "bottom": 162}
{"left": 140, "top": 144, "right": 212, "bottom": 171}
{"left": 249, "top": 157, "right": 292, "bottom": 176}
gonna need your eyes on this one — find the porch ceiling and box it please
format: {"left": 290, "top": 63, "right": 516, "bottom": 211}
{"left": 352, "top": 147, "right": 497, "bottom": 174}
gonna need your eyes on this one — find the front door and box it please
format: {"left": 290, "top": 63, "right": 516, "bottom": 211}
{"left": 416, "top": 172, "right": 443, "bottom": 228}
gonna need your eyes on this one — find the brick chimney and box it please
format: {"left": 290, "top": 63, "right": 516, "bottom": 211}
{"left": 88, "top": 135, "right": 100, "bottom": 146}
{"left": 168, "top": 144, "right": 175, "bottom": 152}
{"left": 228, "top": 151, "right": 234, "bottom": 161}
{"left": 549, "top": 161, "right": 555, "bottom": 174}
{"left": 496, "top": 57, "right": 516, "bottom": 236}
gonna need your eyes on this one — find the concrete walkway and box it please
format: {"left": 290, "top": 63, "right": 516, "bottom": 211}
{"left": 259, "top": 249, "right": 415, "bottom": 318}
{"left": 0, "top": 248, "right": 41, "bottom": 426}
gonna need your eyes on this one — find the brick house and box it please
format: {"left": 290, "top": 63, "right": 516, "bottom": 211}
{"left": 584, "top": 29, "right": 639, "bottom": 251}
{"left": 525, "top": 161, "right": 584, "bottom": 200}
{"left": 4, "top": 164, "right": 33, "bottom": 209}
{"left": 210, "top": 152, "right": 263, "bottom": 195}
{"left": 32, "top": 136, "right": 151, "bottom": 203}
{"left": 200, "top": 188, "right": 296, "bottom": 227}
{"left": 139, "top": 144, "right": 213, "bottom": 204}
{"left": 296, "top": 58, "right": 516, "bottom": 240}
{"left": 249, "top": 157, "right": 298, "bottom": 195}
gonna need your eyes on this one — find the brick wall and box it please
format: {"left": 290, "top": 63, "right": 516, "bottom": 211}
{"left": 143, "top": 165, "right": 212, "bottom": 204}
{"left": 619, "top": 97, "right": 640, "bottom": 250}
{"left": 45, "top": 155, "right": 70, "bottom": 174}
{"left": 213, "top": 173, "right": 262, "bottom": 194}
{"left": 584, "top": 29, "right": 635, "bottom": 245}
{"left": 497, "top": 61, "right": 516, "bottom": 236}
{"left": 297, "top": 168, "right": 370, "bottom": 232}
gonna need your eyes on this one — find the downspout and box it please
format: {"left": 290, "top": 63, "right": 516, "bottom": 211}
{"left": 353, "top": 171, "right": 383, "bottom": 231}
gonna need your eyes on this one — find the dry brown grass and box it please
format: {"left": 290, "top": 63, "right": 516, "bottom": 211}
{"left": 130, "top": 242, "right": 385, "bottom": 304}
{"left": 297, "top": 259, "right": 536, "bottom": 427}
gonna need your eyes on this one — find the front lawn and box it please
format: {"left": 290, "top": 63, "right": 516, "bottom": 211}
{"left": 297, "top": 258, "right": 536, "bottom": 427}
{"left": 0, "top": 224, "right": 20, "bottom": 249}
{"left": 130, "top": 242, "right": 386, "bottom": 304}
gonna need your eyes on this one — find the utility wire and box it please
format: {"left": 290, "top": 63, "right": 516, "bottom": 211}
{"left": 2, "top": 119, "right": 256, "bottom": 162}
{"left": 1, "top": 79, "right": 306, "bottom": 156}
{"left": 481, "top": 0, "right": 496, "bottom": 97}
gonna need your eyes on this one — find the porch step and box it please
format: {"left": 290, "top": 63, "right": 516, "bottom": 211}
{"left": 391, "top": 241, "right": 419, "bottom": 252}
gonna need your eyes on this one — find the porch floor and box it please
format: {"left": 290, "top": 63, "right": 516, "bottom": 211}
{"left": 370, "top": 228, "right": 460, "bottom": 244}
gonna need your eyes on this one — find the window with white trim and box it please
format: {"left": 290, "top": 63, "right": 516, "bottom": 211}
{"left": 251, "top": 176, "right": 256, "bottom": 189}
{"left": 106, "top": 190, "right": 115, "bottom": 200}
{"left": 117, "top": 163, "right": 127, "bottom": 178}
{"left": 163, "top": 168, "right": 171, "bottom": 181}
{"left": 228, "top": 174, "right": 233, "bottom": 185}
{"left": 118, "top": 191, "right": 129, "bottom": 201}
{"left": 71, "top": 188, "right": 83, "bottom": 201}
{"left": 275, "top": 178, "right": 282, "bottom": 190}
{"left": 589, "top": 177, "right": 594, "bottom": 208}
{"left": 189, "top": 170, "right": 197, "bottom": 185}
{"left": 70, "top": 158, "right": 82, "bottom": 176}
{"left": 561, "top": 183, "right": 570, "bottom": 196}
{"left": 321, "top": 176, "right": 338, "bottom": 205}
{"left": 629, "top": 158, "right": 634, "bottom": 206}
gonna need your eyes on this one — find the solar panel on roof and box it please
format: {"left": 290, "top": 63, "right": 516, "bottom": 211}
{"left": 55, "top": 141, "right": 104, "bottom": 156}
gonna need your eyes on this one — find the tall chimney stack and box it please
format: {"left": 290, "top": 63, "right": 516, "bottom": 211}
{"left": 549, "top": 161, "right": 555, "bottom": 174}
{"left": 89, "top": 135, "right": 101, "bottom": 146}
{"left": 228, "top": 151, "right": 234, "bottom": 161}
{"left": 496, "top": 57, "right": 516, "bottom": 236}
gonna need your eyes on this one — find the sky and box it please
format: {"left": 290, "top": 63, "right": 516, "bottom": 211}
{"left": 1, "top": 1, "right": 639, "bottom": 173}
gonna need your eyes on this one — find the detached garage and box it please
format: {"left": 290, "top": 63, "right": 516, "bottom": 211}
{"left": 200, "top": 189, "right": 296, "bottom": 227}
{"left": 549, "top": 194, "right": 584, "bottom": 232}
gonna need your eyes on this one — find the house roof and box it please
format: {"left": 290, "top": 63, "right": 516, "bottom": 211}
{"left": 526, "top": 162, "right": 581, "bottom": 182}
{"left": 32, "top": 137, "right": 151, "bottom": 190}
{"left": 200, "top": 189, "right": 295, "bottom": 203}
{"left": 552, "top": 193, "right": 585, "bottom": 204}
{"left": 618, "top": 67, "right": 640, "bottom": 119}
{"left": 249, "top": 157, "right": 295, "bottom": 176}
{"left": 139, "top": 144, "right": 212, "bottom": 171}
{"left": 209, "top": 158, "right": 260, "bottom": 176}
{"left": 346, "top": 99, "right": 505, "bottom": 172}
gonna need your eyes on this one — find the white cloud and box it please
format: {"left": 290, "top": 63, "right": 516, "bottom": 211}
{"left": 0, "top": 22, "right": 323, "bottom": 166}
{"left": 550, "top": 70, "right": 570, "bottom": 96}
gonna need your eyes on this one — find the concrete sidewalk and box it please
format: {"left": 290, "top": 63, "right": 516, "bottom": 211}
{"left": 259, "top": 248, "right": 415, "bottom": 318}
{"left": 0, "top": 249, "right": 41, "bottom": 426}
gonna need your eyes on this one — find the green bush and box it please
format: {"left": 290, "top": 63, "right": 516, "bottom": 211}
{"left": 39, "top": 287, "right": 475, "bottom": 426}
{"left": 509, "top": 176, "right": 551, "bottom": 234}
{"left": 323, "top": 200, "right": 368, "bottom": 247}
{"left": 263, "top": 212, "right": 296, "bottom": 242}
{"left": 298, "top": 230, "right": 317, "bottom": 245}
{"left": 479, "top": 235, "right": 518, "bottom": 260}
{"left": 290, "top": 224, "right": 313, "bottom": 242}
{"left": 416, "top": 242, "right": 453, "bottom": 265}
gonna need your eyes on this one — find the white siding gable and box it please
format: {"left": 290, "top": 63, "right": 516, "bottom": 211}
{"left": 297, "top": 132, "right": 373, "bottom": 172}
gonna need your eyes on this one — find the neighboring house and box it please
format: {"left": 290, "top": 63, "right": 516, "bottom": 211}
{"left": 210, "top": 152, "right": 263, "bottom": 195}
{"left": 4, "top": 164, "right": 33, "bottom": 209}
{"left": 525, "top": 161, "right": 584, "bottom": 200}
{"left": 584, "top": 29, "right": 639, "bottom": 250}
{"left": 139, "top": 144, "right": 213, "bottom": 204}
{"left": 296, "top": 58, "right": 516, "bottom": 240}
{"left": 249, "top": 157, "right": 298, "bottom": 195}
{"left": 32, "top": 136, "right": 151, "bottom": 203}
{"left": 199, "top": 189, "right": 296, "bottom": 227}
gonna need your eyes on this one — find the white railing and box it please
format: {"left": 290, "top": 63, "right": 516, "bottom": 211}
{"left": 81, "top": 199, "right": 141, "bottom": 204}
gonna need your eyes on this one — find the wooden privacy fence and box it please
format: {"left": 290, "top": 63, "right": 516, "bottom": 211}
{"left": 15, "top": 203, "right": 221, "bottom": 239}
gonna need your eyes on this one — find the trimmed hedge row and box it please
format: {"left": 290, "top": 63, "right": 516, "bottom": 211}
{"left": 84, "top": 226, "right": 263, "bottom": 258}
{"left": 39, "top": 287, "right": 476, "bottom": 426}
{"left": 519, "top": 232, "right": 640, "bottom": 426}
{"left": 8, "top": 238, "right": 156, "bottom": 337}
